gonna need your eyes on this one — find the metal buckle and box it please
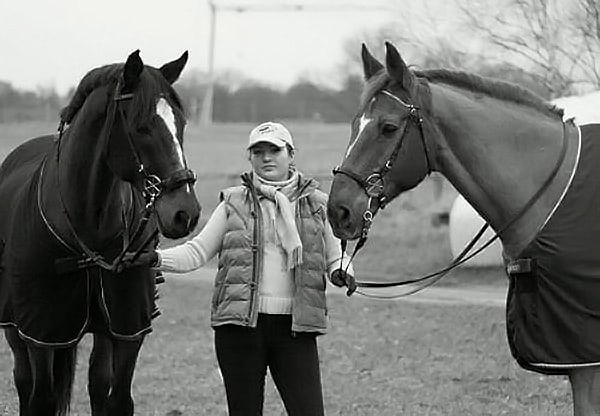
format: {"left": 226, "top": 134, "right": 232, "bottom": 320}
{"left": 365, "top": 173, "right": 384, "bottom": 198}
{"left": 361, "top": 210, "right": 374, "bottom": 239}
{"left": 143, "top": 174, "right": 162, "bottom": 199}
{"left": 409, "top": 106, "right": 422, "bottom": 124}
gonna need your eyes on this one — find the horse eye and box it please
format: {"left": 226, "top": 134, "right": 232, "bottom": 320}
{"left": 381, "top": 123, "right": 398, "bottom": 135}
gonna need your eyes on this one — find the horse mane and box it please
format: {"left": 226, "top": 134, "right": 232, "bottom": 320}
{"left": 60, "top": 64, "right": 123, "bottom": 124}
{"left": 362, "top": 68, "right": 564, "bottom": 119}
{"left": 60, "top": 63, "right": 183, "bottom": 126}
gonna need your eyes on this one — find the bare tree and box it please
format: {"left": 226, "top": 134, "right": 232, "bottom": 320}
{"left": 340, "top": 24, "right": 483, "bottom": 79}
{"left": 459, "top": 0, "right": 600, "bottom": 97}
{"left": 568, "top": 0, "right": 600, "bottom": 85}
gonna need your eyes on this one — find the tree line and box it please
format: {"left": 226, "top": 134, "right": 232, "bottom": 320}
{"left": 0, "top": 61, "right": 558, "bottom": 125}
{"left": 0, "top": 81, "right": 62, "bottom": 123}
{"left": 0, "top": 75, "right": 363, "bottom": 124}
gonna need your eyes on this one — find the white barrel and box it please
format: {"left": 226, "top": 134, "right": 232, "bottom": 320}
{"left": 449, "top": 195, "right": 503, "bottom": 267}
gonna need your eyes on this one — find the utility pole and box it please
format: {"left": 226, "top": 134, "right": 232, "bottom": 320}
{"left": 200, "top": 0, "right": 217, "bottom": 125}
{"left": 199, "top": 0, "right": 393, "bottom": 125}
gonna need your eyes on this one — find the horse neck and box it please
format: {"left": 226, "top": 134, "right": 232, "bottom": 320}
{"left": 52, "top": 91, "right": 129, "bottom": 243}
{"left": 428, "top": 83, "right": 579, "bottom": 259}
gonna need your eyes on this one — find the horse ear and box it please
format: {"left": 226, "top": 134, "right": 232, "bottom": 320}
{"left": 160, "top": 51, "right": 189, "bottom": 84}
{"left": 122, "top": 50, "right": 144, "bottom": 93}
{"left": 361, "top": 43, "right": 383, "bottom": 80}
{"left": 385, "top": 42, "right": 415, "bottom": 91}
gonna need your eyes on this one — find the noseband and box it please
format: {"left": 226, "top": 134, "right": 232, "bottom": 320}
{"left": 53, "top": 79, "right": 197, "bottom": 273}
{"left": 333, "top": 90, "right": 429, "bottom": 243}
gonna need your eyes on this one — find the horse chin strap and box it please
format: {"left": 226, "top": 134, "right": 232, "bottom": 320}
{"left": 53, "top": 80, "right": 196, "bottom": 274}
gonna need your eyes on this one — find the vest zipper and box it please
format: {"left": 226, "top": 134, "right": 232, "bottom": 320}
{"left": 244, "top": 173, "right": 262, "bottom": 326}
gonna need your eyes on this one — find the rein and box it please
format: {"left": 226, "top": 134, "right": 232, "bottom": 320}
{"left": 333, "top": 89, "right": 570, "bottom": 298}
{"left": 51, "top": 80, "right": 196, "bottom": 274}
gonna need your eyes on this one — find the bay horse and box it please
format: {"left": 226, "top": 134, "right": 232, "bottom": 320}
{"left": 327, "top": 42, "right": 600, "bottom": 415}
{"left": 0, "top": 50, "right": 200, "bottom": 415}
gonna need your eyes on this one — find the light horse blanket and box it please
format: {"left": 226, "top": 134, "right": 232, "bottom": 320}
{"left": 507, "top": 123, "right": 600, "bottom": 374}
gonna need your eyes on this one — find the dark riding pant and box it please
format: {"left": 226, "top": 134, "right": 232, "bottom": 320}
{"left": 214, "top": 314, "right": 325, "bottom": 416}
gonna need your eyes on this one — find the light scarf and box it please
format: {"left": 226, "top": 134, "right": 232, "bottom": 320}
{"left": 252, "top": 170, "right": 303, "bottom": 269}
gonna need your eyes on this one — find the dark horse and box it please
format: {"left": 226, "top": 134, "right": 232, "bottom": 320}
{"left": 0, "top": 50, "right": 200, "bottom": 415}
{"left": 328, "top": 42, "right": 600, "bottom": 415}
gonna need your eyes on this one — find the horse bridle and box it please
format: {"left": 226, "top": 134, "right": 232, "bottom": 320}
{"left": 331, "top": 89, "right": 569, "bottom": 297}
{"left": 54, "top": 79, "right": 197, "bottom": 273}
{"left": 109, "top": 83, "right": 197, "bottom": 206}
{"left": 333, "top": 90, "right": 429, "bottom": 251}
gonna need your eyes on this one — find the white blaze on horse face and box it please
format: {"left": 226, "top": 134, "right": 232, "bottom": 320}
{"left": 345, "top": 113, "right": 373, "bottom": 158}
{"left": 156, "top": 98, "right": 185, "bottom": 169}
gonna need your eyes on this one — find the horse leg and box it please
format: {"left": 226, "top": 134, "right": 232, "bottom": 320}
{"left": 4, "top": 327, "right": 32, "bottom": 416}
{"left": 25, "top": 344, "right": 56, "bottom": 416}
{"left": 106, "top": 337, "right": 144, "bottom": 416}
{"left": 88, "top": 333, "right": 113, "bottom": 416}
{"left": 52, "top": 346, "right": 77, "bottom": 415}
{"left": 569, "top": 367, "right": 600, "bottom": 416}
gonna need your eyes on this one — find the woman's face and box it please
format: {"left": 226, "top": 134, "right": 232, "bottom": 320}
{"left": 249, "top": 142, "right": 293, "bottom": 181}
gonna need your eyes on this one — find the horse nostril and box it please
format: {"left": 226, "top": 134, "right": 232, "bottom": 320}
{"left": 174, "top": 210, "right": 190, "bottom": 230}
{"left": 328, "top": 204, "right": 351, "bottom": 226}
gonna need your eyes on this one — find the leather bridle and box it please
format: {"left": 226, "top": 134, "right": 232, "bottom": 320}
{"left": 107, "top": 83, "right": 197, "bottom": 205}
{"left": 52, "top": 79, "right": 197, "bottom": 273}
{"left": 333, "top": 90, "right": 429, "bottom": 252}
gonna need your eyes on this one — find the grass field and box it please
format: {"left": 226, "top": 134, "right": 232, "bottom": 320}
{"left": 0, "top": 121, "right": 570, "bottom": 415}
{"left": 0, "top": 280, "right": 572, "bottom": 415}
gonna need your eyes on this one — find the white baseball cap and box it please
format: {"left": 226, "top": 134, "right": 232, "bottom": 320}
{"left": 248, "top": 121, "right": 294, "bottom": 150}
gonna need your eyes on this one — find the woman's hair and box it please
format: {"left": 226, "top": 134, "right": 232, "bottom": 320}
{"left": 286, "top": 144, "right": 295, "bottom": 156}
{"left": 247, "top": 144, "right": 295, "bottom": 158}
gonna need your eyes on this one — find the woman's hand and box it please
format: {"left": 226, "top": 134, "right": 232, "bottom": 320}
{"left": 122, "top": 250, "right": 160, "bottom": 268}
{"left": 330, "top": 269, "right": 357, "bottom": 296}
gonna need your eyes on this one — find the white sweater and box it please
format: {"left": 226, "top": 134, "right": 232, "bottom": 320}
{"left": 159, "top": 199, "right": 353, "bottom": 314}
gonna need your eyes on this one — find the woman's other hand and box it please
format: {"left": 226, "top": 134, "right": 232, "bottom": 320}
{"left": 122, "top": 250, "right": 159, "bottom": 268}
{"left": 330, "top": 269, "right": 357, "bottom": 296}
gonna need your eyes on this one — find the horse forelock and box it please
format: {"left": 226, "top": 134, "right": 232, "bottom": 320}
{"left": 360, "top": 71, "right": 389, "bottom": 113}
{"left": 360, "top": 71, "right": 428, "bottom": 114}
{"left": 126, "top": 68, "right": 184, "bottom": 129}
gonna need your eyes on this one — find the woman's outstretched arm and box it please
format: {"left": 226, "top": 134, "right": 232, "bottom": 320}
{"left": 158, "top": 201, "right": 228, "bottom": 273}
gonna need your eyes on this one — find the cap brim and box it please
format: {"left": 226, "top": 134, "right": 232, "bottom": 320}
{"left": 247, "top": 137, "right": 287, "bottom": 149}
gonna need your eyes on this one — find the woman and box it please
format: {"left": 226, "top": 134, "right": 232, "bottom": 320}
{"left": 145, "top": 121, "right": 355, "bottom": 415}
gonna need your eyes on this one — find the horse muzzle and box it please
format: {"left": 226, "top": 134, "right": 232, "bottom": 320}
{"left": 327, "top": 176, "right": 369, "bottom": 241}
{"left": 155, "top": 186, "right": 200, "bottom": 239}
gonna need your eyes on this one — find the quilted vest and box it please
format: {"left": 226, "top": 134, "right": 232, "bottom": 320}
{"left": 210, "top": 172, "right": 329, "bottom": 334}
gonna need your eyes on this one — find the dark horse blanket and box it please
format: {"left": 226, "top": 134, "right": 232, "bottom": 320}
{"left": 0, "top": 135, "right": 158, "bottom": 346}
{"left": 507, "top": 123, "right": 600, "bottom": 374}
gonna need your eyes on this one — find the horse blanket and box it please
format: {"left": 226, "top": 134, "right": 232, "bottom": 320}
{"left": 0, "top": 135, "right": 159, "bottom": 346}
{"left": 507, "top": 123, "right": 600, "bottom": 374}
